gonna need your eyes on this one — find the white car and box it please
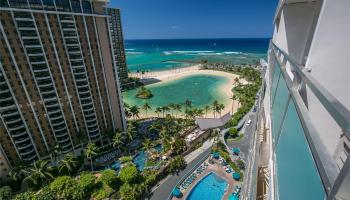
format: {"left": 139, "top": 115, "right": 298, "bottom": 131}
{"left": 246, "top": 119, "right": 252, "bottom": 126}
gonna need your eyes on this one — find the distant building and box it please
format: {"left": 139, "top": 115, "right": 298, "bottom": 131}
{"left": 0, "top": 0, "right": 126, "bottom": 169}
{"left": 106, "top": 8, "right": 129, "bottom": 88}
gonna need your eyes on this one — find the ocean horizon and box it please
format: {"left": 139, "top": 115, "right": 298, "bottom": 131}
{"left": 124, "top": 38, "right": 269, "bottom": 72}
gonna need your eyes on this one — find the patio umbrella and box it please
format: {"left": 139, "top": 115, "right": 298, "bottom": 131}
{"left": 212, "top": 152, "right": 220, "bottom": 159}
{"left": 232, "top": 172, "right": 241, "bottom": 181}
{"left": 228, "top": 194, "right": 239, "bottom": 200}
{"left": 232, "top": 147, "right": 240, "bottom": 155}
{"left": 172, "top": 187, "right": 182, "bottom": 198}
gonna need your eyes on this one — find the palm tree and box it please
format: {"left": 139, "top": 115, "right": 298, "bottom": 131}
{"left": 142, "top": 138, "right": 153, "bottom": 153}
{"left": 184, "top": 99, "right": 192, "bottom": 109}
{"left": 230, "top": 94, "right": 237, "bottom": 114}
{"left": 112, "top": 130, "right": 124, "bottom": 150}
{"left": 155, "top": 107, "right": 162, "bottom": 118}
{"left": 130, "top": 105, "right": 140, "bottom": 120}
{"left": 85, "top": 143, "right": 98, "bottom": 171}
{"left": 9, "top": 160, "right": 28, "bottom": 181}
{"left": 142, "top": 102, "right": 152, "bottom": 118}
{"left": 174, "top": 104, "right": 182, "bottom": 118}
{"left": 204, "top": 105, "right": 210, "bottom": 118}
{"left": 218, "top": 104, "right": 225, "bottom": 117}
{"left": 49, "top": 144, "right": 62, "bottom": 165}
{"left": 168, "top": 103, "right": 176, "bottom": 116}
{"left": 126, "top": 123, "right": 136, "bottom": 141}
{"left": 58, "top": 153, "right": 78, "bottom": 175}
{"left": 212, "top": 100, "right": 219, "bottom": 118}
{"left": 161, "top": 106, "right": 170, "bottom": 117}
{"left": 159, "top": 127, "right": 169, "bottom": 143}
{"left": 234, "top": 77, "right": 240, "bottom": 86}
{"left": 24, "top": 160, "right": 53, "bottom": 186}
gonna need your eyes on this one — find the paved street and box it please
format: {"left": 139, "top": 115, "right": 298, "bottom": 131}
{"left": 226, "top": 111, "right": 258, "bottom": 163}
{"left": 149, "top": 148, "right": 211, "bottom": 200}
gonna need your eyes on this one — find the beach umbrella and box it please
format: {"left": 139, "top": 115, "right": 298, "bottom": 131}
{"left": 228, "top": 194, "right": 239, "bottom": 200}
{"left": 232, "top": 172, "right": 241, "bottom": 181}
{"left": 172, "top": 187, "right": 182, "bottom": 198}
{"left": 232, "top": 147, "right": 240, "bottom": 155}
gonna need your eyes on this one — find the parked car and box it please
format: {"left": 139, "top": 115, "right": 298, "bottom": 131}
{"left": 246, "top": 119, "right": 252, "bottom": 126}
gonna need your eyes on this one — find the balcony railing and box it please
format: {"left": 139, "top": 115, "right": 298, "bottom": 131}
{"left": 270, "top": 41, "right": 350, "bottom": 199}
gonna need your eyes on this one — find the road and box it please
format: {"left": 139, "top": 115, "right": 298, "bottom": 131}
{"left": 149, "top": 148, "right": 211, "bottom": 200}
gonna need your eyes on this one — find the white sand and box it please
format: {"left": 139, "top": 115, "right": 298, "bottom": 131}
{"left": 128, "top": 65, "right": 242, "bottom": 118}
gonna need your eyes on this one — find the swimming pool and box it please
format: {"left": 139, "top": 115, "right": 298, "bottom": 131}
{"left": 186, "top": 172, "right": 228, "bottom": 200}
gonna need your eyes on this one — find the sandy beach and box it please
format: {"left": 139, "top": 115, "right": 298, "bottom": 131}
{"left": 128, "top": 65, "right": 241, "bottom": 119}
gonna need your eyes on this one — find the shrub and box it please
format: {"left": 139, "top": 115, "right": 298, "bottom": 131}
{"left": 119, "top": 156, "right": 133, "bottom": 164}
{"left": 35, "top": 186, "right": 55, "bottom": 200}
{"left": 91, "top": 184, "right": 113, "bottom": 200}
{"left": 119, "top": 164, "right": 139, "bottom": 184}
{"left": 119, "top": 183, "right": 144, "bottom": 200}
{"left": 0, "top": 186, "right": 12, "bottom": 200}
{"left": 12, "top": 191, "right": 35, "bottom": 200}
{"left": 228, "top": 128, "right": 238, "bottom": 138}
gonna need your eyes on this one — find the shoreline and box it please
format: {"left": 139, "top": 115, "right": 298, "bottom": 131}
{"left": 127, "top": 65, "right": 241, "bottom": 118}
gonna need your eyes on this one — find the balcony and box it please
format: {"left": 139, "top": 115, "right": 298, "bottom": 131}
{"left": 0, "top": 89, "right": 10, "bottom": 95}
{"left": 0, "top": 96, "right": 12, "bottom": 102}
{"left": 19, "top": 147, "right": 35, "bottom": 156}
{"left": 15, "top": 17, "right": 33, "bottom": 21}
{"left": 52, "top": 120, "right": 65, "bottom": 127}
{"left": 22, "top": 153, "right": 37, "bottom": 161}
{"left": 47, "top": 109, "right": 61, "bottom": 117}
{"left": 17, "top": 142, "right": 32, "bottom": 150}
{"left": 2, "top": 110, "right": 19, "bottom": 118}
{"left": 8, "top": 124, "right": 25, "bottom": 132}
{"left": 33, "top": 68, "right": 49, "bottom": 73}
{"left": 30, "top": 60, "right": 46, "bottom": 65}
{"left": 11, "top": 128, "right": 27, "bottom": 137}
{"left": 14, "top": 136, "right": 30, "bottom": 144}
{"left": 18, "top": 27, "right": 36, "bottom": 31}
{"left": 5, "top": 117, "right": 22, "bottom": 125}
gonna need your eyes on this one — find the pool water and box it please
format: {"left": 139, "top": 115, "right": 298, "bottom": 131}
{"left": 186, "top": 172, "right": 228, "bottom": 200}
{"left": 133, "top": 151, "right": 147, "bottom": 171}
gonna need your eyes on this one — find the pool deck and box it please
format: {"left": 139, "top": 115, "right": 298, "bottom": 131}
{"left": 173, "top": 159, "right": 239, "bottom": 200}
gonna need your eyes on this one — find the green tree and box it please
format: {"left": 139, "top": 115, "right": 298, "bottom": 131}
{"left": 172, "top": 139, "right": 187, "bottom": 155}
{"left": 142, "top": 102, "right": 152, "bottom": 118}
{"left": 126, "top": 123, "right": 136, "bottom": 141}
{"left": 24, "top": 160, "right": 53, "bottom": 187}
{"left": 119, "top": 164, "right": 139, "bottom": 184}
{"left": 174, "top": 104, "right": 182, "bottom": 118}
{"left": 161, "top": 106, "right": 170, "bottom": 117}
{"left": 112, "top": 130, "right": 124, "bottom": 150}
{"left": 129, "top": 105, "right": 140, "bottom": 120}
{"left": 49, "top": 144, "right": 62, "bottom": 165}
{"left": 228, "top": 128, "right": 238, "bottom": 138}
{"left": 212, "top": 100, "right": 219, "bottom": 118}
{"left": 9, "top": 160, "right": 28, "bottom": 181}
{"left": 167, "top": 156, "right": 186, "bottom": 174}
{"left": 99, "top": 169, "right": 119, "bottom": 188}
{"left": 119, "top": 183, "right": 142, "bottom": 200}
{"left": 0, "top": 186, "right": 12, "bottom": 200}
{"left": 58, "top": 153, "right": 78, "bottom": 175}
{"left": 230, "top": 94, "right": 237, "bottom": 114}
{"left": 204, "top": 105, "right": 211, "bottom": 118}
{"left": 142, "top": 138, "right": 153, "bottom": 153}
{"left": 155, "top": 107, "right": 162, "bottom": 118}
{"left": 184, "top": 99, "right": 192, "bottom": 108}
{"left": 85, "top": 143, "right": 98, "bottom": 171}
{"left": 49, "top": 176, "right": 84, "bottom": 200}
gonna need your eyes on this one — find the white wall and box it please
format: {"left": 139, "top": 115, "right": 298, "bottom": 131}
{"left": 305, "top": 0, "right": 350, "bottom": 156}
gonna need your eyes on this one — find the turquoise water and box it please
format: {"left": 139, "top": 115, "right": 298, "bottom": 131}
{"left": 123, "top": 74, "right": 230, "bottom": 111}
{"left": 125, "top": 38, "right": 268, "bottom": 72}
{"left": 133, "top": 150, "right": 147, "bottom": 171}
{"left": 186, "top": 172, "right": 228, "bottom": 200}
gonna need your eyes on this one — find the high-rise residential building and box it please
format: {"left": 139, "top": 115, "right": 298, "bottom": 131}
{"left": 249, "top": 0, "right": 350, "bottom": 200}
{"left": 106, "top": 8, "right": 128, "bottom": 88}
{"left": 0, "top": 0, "right": 127, "bottom": 167}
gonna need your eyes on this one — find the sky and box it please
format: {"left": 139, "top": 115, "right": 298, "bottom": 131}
{"left": 110, "top": 0, "right": 279, "bottom": 40}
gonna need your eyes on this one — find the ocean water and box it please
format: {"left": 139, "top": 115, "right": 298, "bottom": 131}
{"left": 122, "top": 74, "right": 230, "bottom": 113}
{"left": 125, "top": 38, "right": 269, "bottom": 72}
